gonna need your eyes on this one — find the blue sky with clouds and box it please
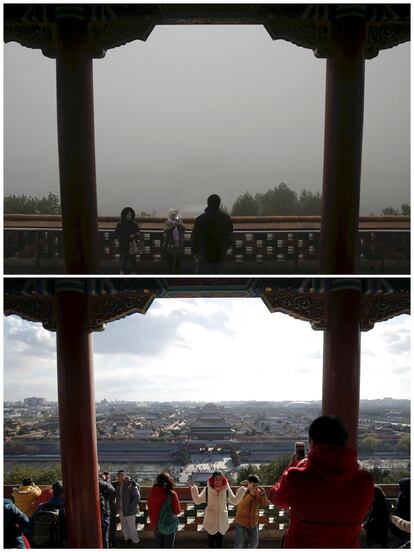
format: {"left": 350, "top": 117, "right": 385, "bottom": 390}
{"left": 4, "top": 298, "right": 410, "bottom": 402}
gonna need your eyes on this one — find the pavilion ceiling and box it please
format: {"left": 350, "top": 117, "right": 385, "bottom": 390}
{"left": 4, "top": 278, "right": 410, "bottom": 333}
{"left": 4, "top": 4, "right": 410, "bottom": 59}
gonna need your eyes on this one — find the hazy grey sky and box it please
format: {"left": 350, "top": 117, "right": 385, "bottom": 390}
{"left": 4, "top": 25, "right": 410, "bottom": 215}
{"left": 4, "top": 298, "right": 410, "bottom": 402}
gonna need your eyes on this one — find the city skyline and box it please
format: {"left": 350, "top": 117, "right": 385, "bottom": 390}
{"left": 4, "top": 298, "right": 410, "bottom": 402}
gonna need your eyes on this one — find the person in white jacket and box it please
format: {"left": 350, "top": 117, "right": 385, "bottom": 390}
{"left": 189, "top": 471, "right": 246, "bottom": 548}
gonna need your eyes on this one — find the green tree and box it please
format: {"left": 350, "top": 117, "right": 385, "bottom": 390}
{"left": 231, "top": 449, "right": 241, "bottom": 467}
{"left": 400, "top": 203, "right": 410, "bottom": 216}
{"left": 236, "top": 454, "right": 291, "bottom": 485}
{"left": 258, "top": 183, "right": 298, "bottom": 216}
{"left": 237, "top": 464, "right": 259, "bottom": 484}
{"left": 181, "top": 448, "right": 190, "bottom": 466}
{"left": 360, "top": 436, "right": 381, "bottom": 453}
{"left": 368, "top": 465, "right": 410, "bottom": 484}
{"left": 257, "top": 454, "right": 292, "bottom": 484}
{"left": 4, "top": 464, "right": 62, "bottom": 485}
{"left": 382, "top": 206, "right": 400, "bottom": 215}
{"left": 369, "top": 466, "right": 391, "bottom": 483}
{"left": 4, "top": 192, "right": 61, "bottom": 215}
{"left": 397, "top": 434, "right": 410, "bottom": 452}
{"left": 298, "top": 190, "right": 322, "bottom": 215}
{"left": 231, "top": 192, "right": 259, "bottom": 216}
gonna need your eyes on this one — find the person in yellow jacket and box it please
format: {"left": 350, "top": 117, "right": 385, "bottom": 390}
{"left": 12, "top": 477, "right": 42, "bottom": 516}
{"left": 234, "top": 474, "right": 268, "bottom": 548}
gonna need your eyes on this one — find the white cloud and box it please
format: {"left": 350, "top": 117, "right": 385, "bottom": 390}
{"left": 4, "top": 301, "right": 411, "bottom": 402}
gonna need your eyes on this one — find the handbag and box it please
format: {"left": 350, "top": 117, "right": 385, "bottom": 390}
{"left": 129, "top": 236, "right": 145, "bottom": 256}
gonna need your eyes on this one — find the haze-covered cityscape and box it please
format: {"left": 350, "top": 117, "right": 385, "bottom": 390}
{"left": 5, "top": 28, "right": 410, "bottom": 216}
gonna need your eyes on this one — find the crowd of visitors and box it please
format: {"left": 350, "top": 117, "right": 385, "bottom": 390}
{"left": 115, "top": 194, "right": 233, "bottom": 274}
{"left": 4, "top": 416, "right": 410, "bottom": 549}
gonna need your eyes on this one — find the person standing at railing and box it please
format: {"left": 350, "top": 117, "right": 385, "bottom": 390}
{"left": 189, "top": 470, "right": 246, "bottom": 548}
{"left": 162, "top": 209, "right": 186, "bottom": 274}
{"left": 11, "top": 477, "right": 42, "bottom": 517}
{"left": 234, "top": 474, "right": 268, "bottom": 549}
{"left": 115, "top": 207, "right": 144, "bottom": 274}
{"left": 269, "top": 416, "right": 374, "bottom": 548}
{"left": 390, "top": 477, "right": 410, "bottom": 546}
{"left": 363, "top": 486, "right": 389, "bottom": 548}
{"left": 147, "top": 472, "right": 182, "bottom": 548}
{"left": 191, "top": 194, "right": 233, "bottom": 274}
{"left": 98, "top": 467, "right": 116, "bottom": 549}
{"left": 116, "top": 470, "right": 140, "bottom": 547}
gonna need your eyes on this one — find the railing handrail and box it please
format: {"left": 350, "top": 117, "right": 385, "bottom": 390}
{"left": 3, "top": 483, "right": 401, "bottom": 500}
{"left": 4, "top": 213, "right": 411, "bottom": 229}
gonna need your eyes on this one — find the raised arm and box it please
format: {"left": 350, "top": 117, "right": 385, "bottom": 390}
{"left": 259, "top": 488, "right": 268, "bottom": 508}
{"left": 391, "top": 515, "right": 411, "bottom": 534}
{"left": 189, "top": 483, "right": 206, "bottom": 505}
{"left": 227, "top": 485, "right": 246, "bottom": 506}
{"left": 269, "top": 468, "right": 293, "bottom": 509}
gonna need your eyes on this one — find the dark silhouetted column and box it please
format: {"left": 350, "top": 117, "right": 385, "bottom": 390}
{"left": 56, "top": 289, "right": 102, "bottom": 548}
{"left": 56, "top": 17, "right": 99, "bottom": 273}
{"left": 320, "top": 17, "right": 366, "bottom": 273}
{"left": 322, "top": 285, "right": 361, "bottom": 450}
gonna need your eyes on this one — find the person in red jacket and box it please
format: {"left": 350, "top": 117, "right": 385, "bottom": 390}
{"left": 270, "top": 415, "right": 374, "bottom": 549}
{"left": 147, "top": 472, "right": 182, "bottom": 548}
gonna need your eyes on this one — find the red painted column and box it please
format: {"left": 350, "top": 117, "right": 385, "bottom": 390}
{"left": 56, "top": 288, "right": 102, "bottom": 548}
{"left": 322, "top": 284, "right": 361, "bottom": 450}
{"left": 319, "top": 17, "right": 366, "bottom": 274}
{"left": 56, "top": 17, "right": 99, "bottom": 274}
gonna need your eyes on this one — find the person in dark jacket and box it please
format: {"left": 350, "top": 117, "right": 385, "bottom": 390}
{"left": 162, "top": 209, "right": 186, "bottom": 274}
{"left": 4, "top": 499, "right": 30, "bottom": 549}
{"left": 116, "top": 470, "right": 140, "bottom": 546}
{"left": 191, "top": 194, "right": 233, "bottom": 274}
{"left": 147, "top": 472, "right": 182, "bottom": 548}
{"left": 29, "top": 480, "right": 65, "bottom": 548}
{"left": 105, "top": 472, "right": 118, "bottom": 547}
{"left": 363, "top": 485, "right": 389, "bottom": 547}
{"left": 390, "top": 478, "right": 410, "bottom": 545}
{"left": 99, "top": 468, "right": 116, "bottom": 549}
{"left": 115, "top": 207, "right": 143, "bottom": 274}
{"left": 270, "top": 416, "right": 374, "bottom": 548}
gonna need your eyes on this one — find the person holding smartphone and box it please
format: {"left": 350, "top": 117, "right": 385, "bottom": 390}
{"left": 269, "top": 416, "right": 374, "bottom": 548}
{"left": 234, "top": 474, "right": 268, "bottom": 548}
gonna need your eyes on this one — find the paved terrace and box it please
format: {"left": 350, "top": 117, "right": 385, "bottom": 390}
{"left": 4, "top": 215, "right": 410, "bottom": 274}
{"left": 4, "top": 484, "right": 403, "bottom": 548}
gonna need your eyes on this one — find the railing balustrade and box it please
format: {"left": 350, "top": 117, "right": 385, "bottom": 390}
{"left": 4, "top": 215, "right": 410, "bottom": 273}
{"left": 3, "top": 483, "right": 400, "bottom": 542}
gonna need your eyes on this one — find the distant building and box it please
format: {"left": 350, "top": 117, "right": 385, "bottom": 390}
{"left": 24, "top": 397, "right": 47, "bottom": 407}
{"left": 190, "top": 403, "right": 233, "bottom": 441}
{"left": 190, "top": 472, "right": 211, "bottom": 484}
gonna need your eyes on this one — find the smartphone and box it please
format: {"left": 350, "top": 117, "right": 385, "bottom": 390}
{"left": 295, "top": 441, "right": 306, "bottom": 460}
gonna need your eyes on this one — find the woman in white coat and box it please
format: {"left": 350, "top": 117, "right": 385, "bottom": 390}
{"left": 189, "top": 471, "right": 246, "bottom": 548}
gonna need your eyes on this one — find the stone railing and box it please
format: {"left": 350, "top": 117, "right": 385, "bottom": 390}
{"left": 4, "top": 483, "right": 400, "bottom": 544}
{"left": 4, "top": 215, "right": 410, "bottom": 274}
